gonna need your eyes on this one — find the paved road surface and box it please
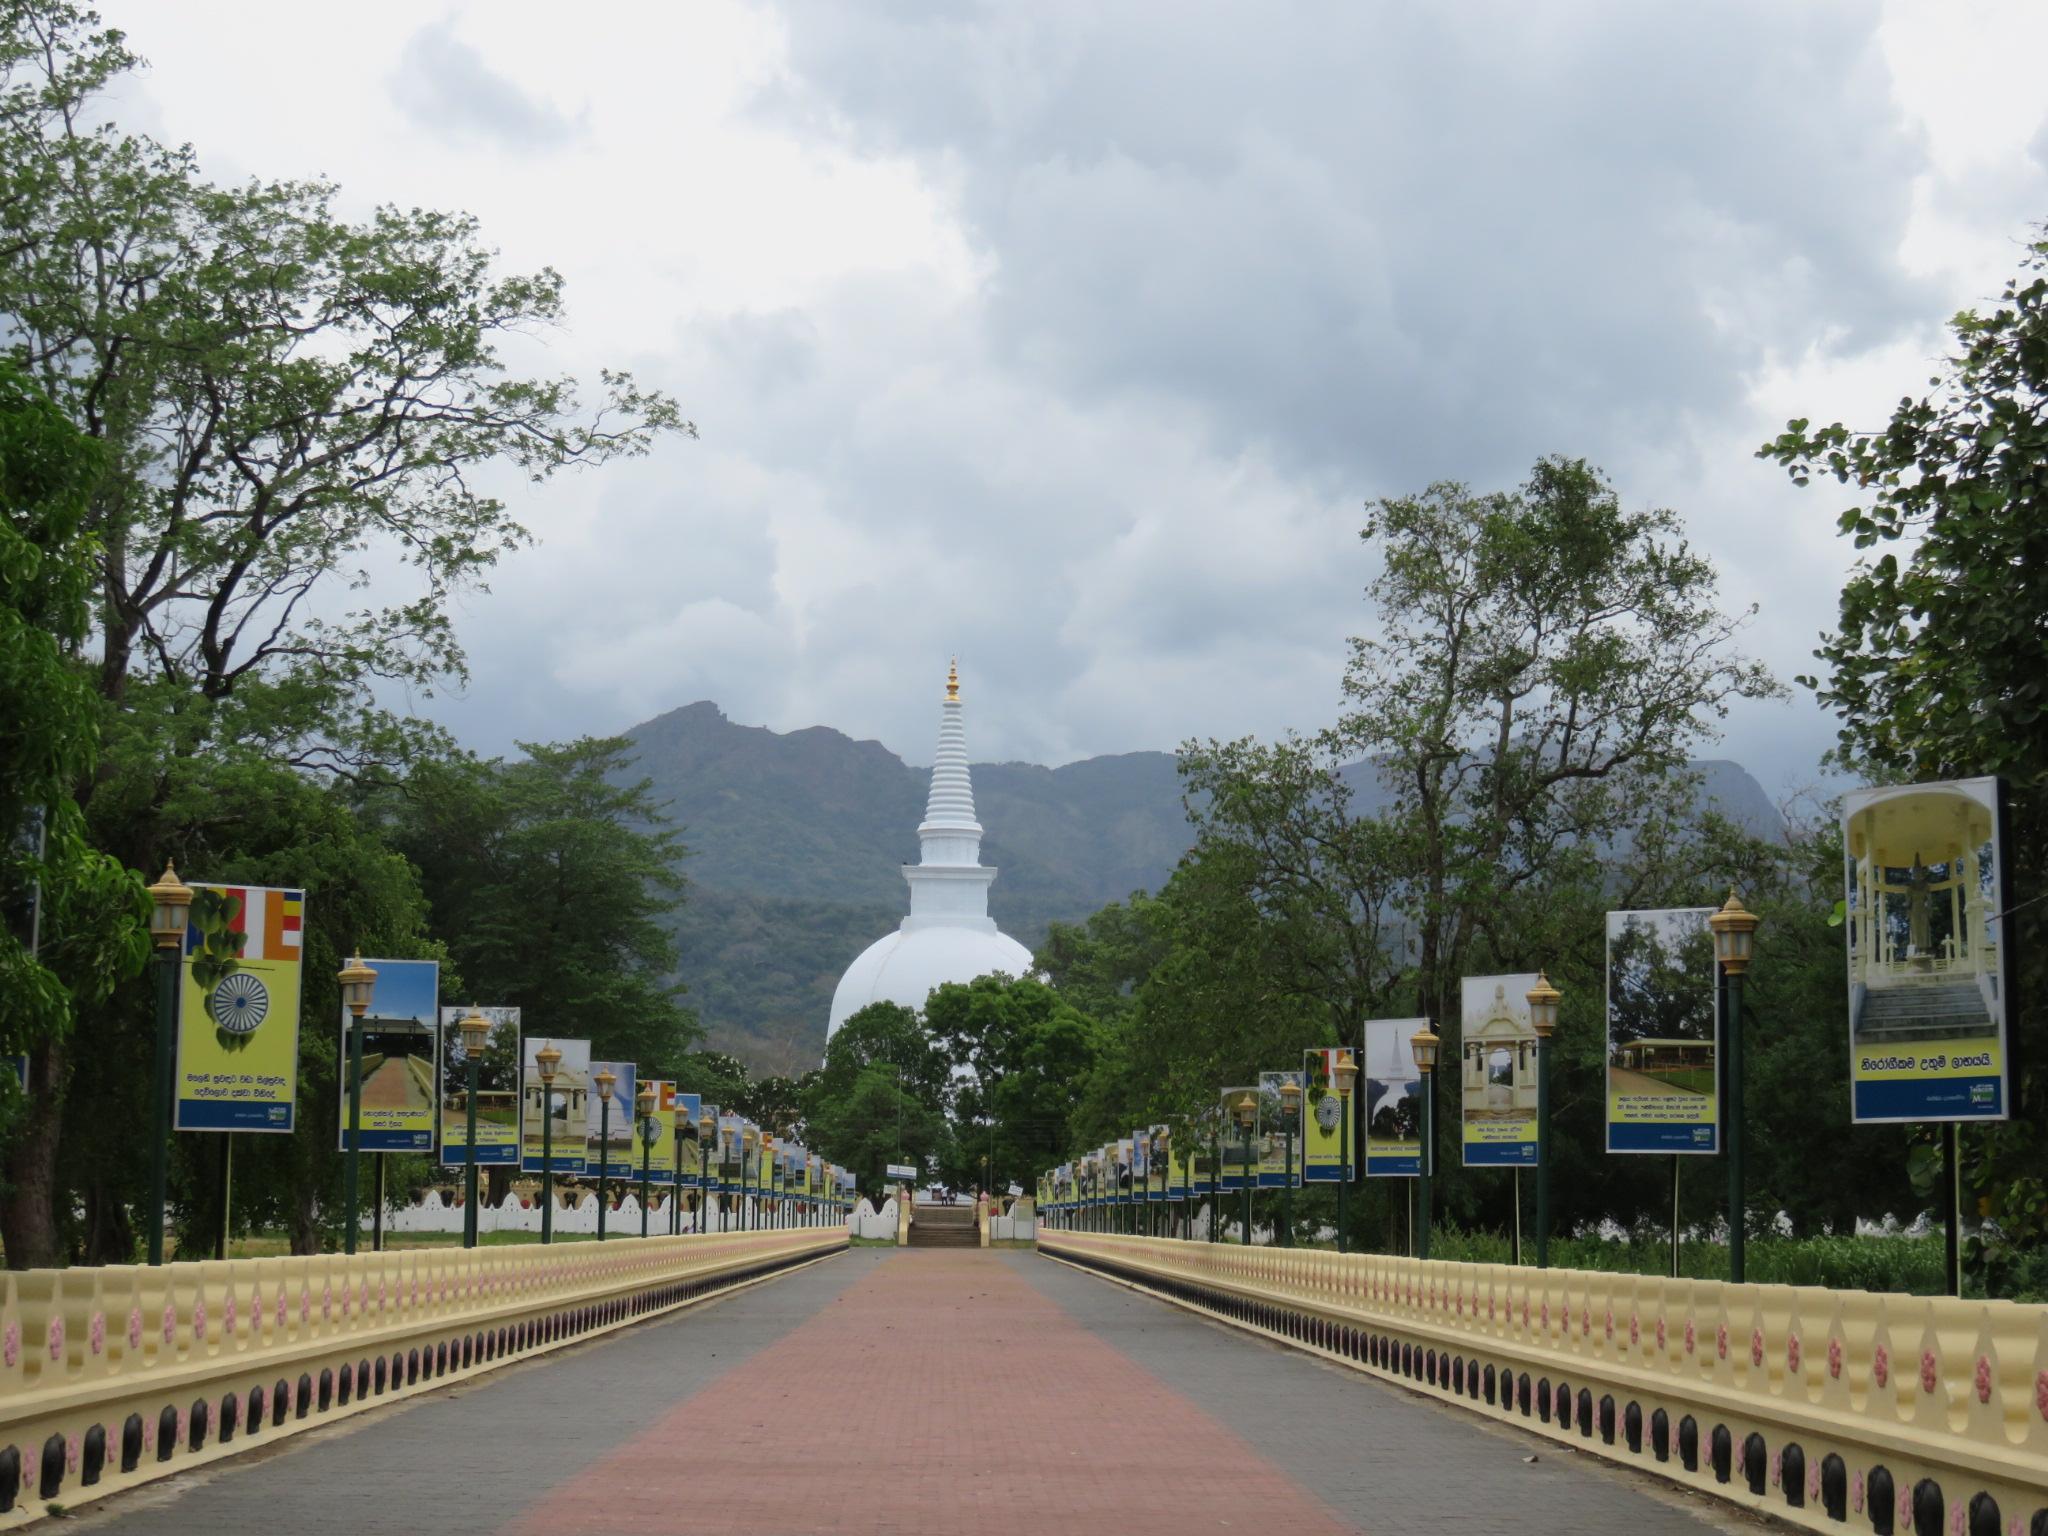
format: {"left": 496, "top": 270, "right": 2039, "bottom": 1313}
{"left": 70, "top": 1248, "right": 1766, "bottom": 1535}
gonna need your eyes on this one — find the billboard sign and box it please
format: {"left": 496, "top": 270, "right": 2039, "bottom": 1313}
{"left": 1460, "top": 975, "right": 1541, "bottom": 1166}
{"left": 174, "top": 884, "right": 306, "bottom": 1132}
{"left": 1362, "top": 1018, "right": 1425, "bottom": 1177}
{"left": 518, "top": 1034, "right": 586, "bottom": 1174}
{"left": 338, "top": 958, "right": 438, "bottom": 1153}
{"left": 1844, "top": 777, "right": 2011, "bottom": 1123}
{"left": 1302, "top": 1047, "right": 1357, "bottom": 1183}
{"left": 1606, "top": 908, "right": 1720, "bottom": 1153}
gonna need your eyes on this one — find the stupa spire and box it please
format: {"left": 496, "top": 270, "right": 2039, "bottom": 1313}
{"left": 919, "top": 657, "right": 981, "bottom": 853}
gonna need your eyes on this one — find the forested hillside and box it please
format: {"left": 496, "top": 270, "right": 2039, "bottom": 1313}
{"left": 619, "top": 702, "right": 1783, "bottom": 1073}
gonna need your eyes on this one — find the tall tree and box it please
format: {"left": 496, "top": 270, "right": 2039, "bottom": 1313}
{"left": 0, "top": 358, "right": 145, "bottom": 1264}
{"left": 384, "top": 738, "right": 699, "bottom": 1078}
{"left": 802, "top": 1002, "right": 951, "bottom": 1194}
{"left": 1762, "top": 226, "right": 2048, "bottom": 1288}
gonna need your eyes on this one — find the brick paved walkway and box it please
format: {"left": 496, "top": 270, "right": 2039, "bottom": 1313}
{"left": 72, "top": 1247, "right": 1757, "bottom": 1535}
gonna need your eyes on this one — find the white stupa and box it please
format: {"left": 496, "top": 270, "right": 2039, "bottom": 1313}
{"left": 825, "top": 661, "right": 1034, "bottom": 1042}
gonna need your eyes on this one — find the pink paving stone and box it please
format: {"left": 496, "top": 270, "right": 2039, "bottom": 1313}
{"left": 499, "top": 1251, "right": 1355, "bottom": 1536}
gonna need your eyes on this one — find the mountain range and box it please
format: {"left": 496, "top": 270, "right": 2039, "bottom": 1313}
{"left": 619, "top": 701, "right": 1783, "bottom": 1075}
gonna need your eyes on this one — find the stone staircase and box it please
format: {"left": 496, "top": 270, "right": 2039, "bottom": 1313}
{"left": 908, "top": 1202, "right": 980, "bottom": 1249}
{"left": 1855, "top": 981, "right": 1996, "bottom": 1043}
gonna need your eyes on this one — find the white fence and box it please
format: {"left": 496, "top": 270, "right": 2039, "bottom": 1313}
{"left": 376, "top": 1191, "right": 852, "bottom": 1237}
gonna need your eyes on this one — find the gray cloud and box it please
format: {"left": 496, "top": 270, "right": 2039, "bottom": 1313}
{"left": 389, "top": 18, "right": 585, "bottom": 151}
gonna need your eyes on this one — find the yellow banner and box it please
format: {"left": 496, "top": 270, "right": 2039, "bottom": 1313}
{"left": 175, "top": 884, "right": 305, "bottom": 1133}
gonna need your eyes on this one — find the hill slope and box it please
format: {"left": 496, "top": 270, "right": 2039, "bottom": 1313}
{"left": 620, "top": 702, "right": 1782, "bottom": 1073}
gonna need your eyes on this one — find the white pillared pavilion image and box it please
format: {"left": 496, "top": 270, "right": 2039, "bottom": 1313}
{"left": 826, "top": 661, "right": 1034, "bottom": 1044}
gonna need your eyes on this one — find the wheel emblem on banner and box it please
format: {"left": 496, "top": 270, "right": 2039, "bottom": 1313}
{"left": 211, "top": 973, "right": 270, "bottom": 1035}
{"left": 1315, "top": 1095, "right": 1342, "bottom": 1131}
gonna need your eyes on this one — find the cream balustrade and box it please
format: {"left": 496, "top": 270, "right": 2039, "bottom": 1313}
{"left": 1040, "top": 1229, "right": 2048, "bottom": 1535}
{"left": 0, "top": 1225, "right": 843, "bottom": 1523}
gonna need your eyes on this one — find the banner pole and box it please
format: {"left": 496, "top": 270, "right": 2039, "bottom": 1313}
{"left": 1670, "top": 1155, "right": 1681, "bottom": 1278}
{"left": 374, "top": 1154, "right": 386, "bottom": 1252}
{"left": 1512, "top": 1166, "right": 1522, "bottom": 1266}
{"left": 214, "top": 1134, "right": 231, "bottom": 1260}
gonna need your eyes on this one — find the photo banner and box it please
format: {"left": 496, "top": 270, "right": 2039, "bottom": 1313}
{"left": 1256, "top": 1070, "right": 1302, "bottom": 1187}
{"left": 1116, "top": 1138, "right": 1134, "bottom": 1201}
{"left": 1844, "top": 776, "right": 2011, "bottom": 1124}
{"left": 174, "top": 884, "right": 306, "bottom": 1132}
{"left": 587, "top": 1061, "right": 639, "bottom": 1179}
{"left": 518, "top": 1035, "right": 587, "bottom": 1174}
{"left": 718, "top": 1114, "right": 744, "bottom": 1192}
{"left": 665, "top": 1087, "right": 703, "bottom": 1184}
{"left": 1218, "top": 1087, "right": 1256, "bottom": 1190}
{"left": 438, "top": 1006, "right": 521, "bottom": 1167}
{"left": 1147, "top": 1125, "right": 1169, "bottom": 1200}
{"left": 640, "top": 1079, "right": 676, "bottom": 1184}
{"left": 1167, "top": 1138, "right": 1191, "bottom": 1201}
{"left": 1129, "top": 1127, "right": 1149, "bottom": 1191}
{"left": 1606, "top": 908, "right": 1720, "bottom": 1153}
{"left": 338, "top": 958, "right": 438, "bottom": 1153}
{"left": 1363, "top": 1018, "right": 1425, "bottom": 1177}
{"left": 1460, "top": 975, "right": 1541, "bottom": 1167}
{"left": 1302, "top": 1047, "right": 1357, "bottom": 1183}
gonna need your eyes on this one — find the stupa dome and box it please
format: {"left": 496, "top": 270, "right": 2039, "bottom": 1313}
{"left": 825, "top": 662, "right": 1033, "bottom": 1040}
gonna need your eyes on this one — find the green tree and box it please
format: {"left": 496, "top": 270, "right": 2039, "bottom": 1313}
{"left": 384, "top": 738, "right": 699, "bottom": 1078}
{"left": 1762, "top": 226, "right": 2048, "bottom": 1289}
{"left": 802, "top": 1002, "right": 950, "bottom": 1194}
{"left": 0, "top": 357, "right": 146, "bottom": 1264}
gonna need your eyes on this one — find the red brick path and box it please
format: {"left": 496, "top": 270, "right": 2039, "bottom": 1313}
{"left": 500, "top": 1250, "right": 1356, "bottom": 1534}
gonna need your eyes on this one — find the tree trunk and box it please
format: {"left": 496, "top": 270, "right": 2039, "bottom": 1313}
{"left": 1, "top": 1037, "right": 68, "bottom": 1268}
{"left": 81, "top": 1172, "right": 135, "bottom": 1266}
{"left": 288, "top": 1178, "right": 320, "bottom": 1256}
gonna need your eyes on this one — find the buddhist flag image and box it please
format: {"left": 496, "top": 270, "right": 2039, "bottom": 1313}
{"left": 175, "top": 884, "right": 307, "bottom": 1132}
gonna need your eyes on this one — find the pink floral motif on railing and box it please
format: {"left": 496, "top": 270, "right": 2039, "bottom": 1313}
{"left": 223, "top": 1294, "right": 236, "bottom": 1336}
{"left": 161, "top": 1303, "right": 176, "bottom": 1345}
{"left": 1920, "top": 1349, "right": 1938, "bottom": 1395}
{"left": 1715, "top": 1323, "right": 1729, "bottom": 1360}
{"left": 192, "top": 1300, "right": 206, "bottom": 1341}
{"left": 89, "top": 1310, "right": 105, "bottom": 1356}
{"left": 127, "top": 1307, "right": 142, "bottom": 1350}
{"left": 1684, "top": 1317, "right": 1696, "bottom": 1355}
{"left": 64, "top": 1433, "right": 78, "bottom": 1472}
{"left": 1828, "top": 1335, "right": 1843, "bottom": 1379}
{"left": 1655, "top": 1316, "right": 1667, "bottom": 1351}
{"left": 1874, "top": 1343, "right": 1890, "bottom": 1388}
{"left": 1749, "top": 1327, "right": 1763, "bottom": 1368}
{"left": 1627, "top": 1313, "right": 1638, "bottom": 1348}
{"left": 1852, "top": 1469, "right": 1864, "bottom": 1513}
{"left": 2035, "top": 1368, "right": 2048, "bottom": 1421}
{"left": 1786, "top": 1332, "right": 1800, "bottom": 1373}
{"left": 43, "top": 1314, "right": 62, "bottom": 1362}
{"left": 1974, "top": 1355, "right": 1992, "bottom": 1404}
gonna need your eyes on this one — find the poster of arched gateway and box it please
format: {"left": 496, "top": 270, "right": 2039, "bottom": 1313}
{"left": 1460, "top": 974, "right": 1541, "bottom": 1166}
{"left": 1843, "top": 776, "right": 2010, "bottom": 1124}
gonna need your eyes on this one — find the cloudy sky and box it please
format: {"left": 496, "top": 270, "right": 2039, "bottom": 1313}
{"left": 114, "top": 2, "right": 2047, "bottom": 792}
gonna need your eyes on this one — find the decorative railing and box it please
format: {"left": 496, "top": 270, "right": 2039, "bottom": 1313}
{"left": 0, "top": 1226, "right": 844, "bottom": 1524}
{"left": 1039, "top": 1230, "right": 2048, "bottom": 1536}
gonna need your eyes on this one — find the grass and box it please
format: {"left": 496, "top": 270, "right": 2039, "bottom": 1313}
{"left": 1636, "top": 1068, "right": 1716, "bottom": 1095}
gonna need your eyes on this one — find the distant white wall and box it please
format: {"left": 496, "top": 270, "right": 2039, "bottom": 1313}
{"left": 371, "top": 1191, "right": 849, "bottom": 1237}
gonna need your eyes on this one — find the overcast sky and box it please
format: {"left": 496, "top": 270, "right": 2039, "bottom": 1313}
{"left": 114, "top": 2, "right": 2047, "bottom": 792}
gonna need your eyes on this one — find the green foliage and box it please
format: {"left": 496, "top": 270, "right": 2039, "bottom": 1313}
{"left": 802, "top": 1002, "right": 951, "bottom": 1194}
{"left": 925, "top": 975, "right": 1102, "bottom": 1192}
{"left": 1762, "top": 224, "right": 2048, "bottom": 1283}
{"left": 1426, "top": 1227, "right": 1949, "bottom": 1295}
{"left": 378, "top": 738, "right": 699, "bottom": 1078}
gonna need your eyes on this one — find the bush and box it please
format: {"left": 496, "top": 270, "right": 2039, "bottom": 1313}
{"left": 1423, "top": 1226, "right": 1949, "bottom": 1295}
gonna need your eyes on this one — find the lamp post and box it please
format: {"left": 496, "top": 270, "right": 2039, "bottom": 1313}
{"left": 1209, "top": 1121, "right": 1222, "bottom": 1243}
{"left": 536, "top": 1042, "right": 561, "bottom": 1245}
{"left": 670, "top": 1107, "right": 685, "bottom": 1236}
{"left": 456, "top": 1008, "right": 491, "bottom": 1248}
{"left": 637, "top": 1082, "right": 657, "bottom": 1238}
{"left": 145, "top": 863, "right": 192, "bottom": 1266}
{"left": 594, "top": 1068, "right": 616, "bottom": 1241}
{"left": 1279, "top": 1076, "right": 1301, "bottom": 1248}
{"left": 1151, "top": 1130, "right": 1166, "bottom": 1239}
{"left": 338, "top": 955, "right": 379, "bottom": 1256}
{"left": 741, "top": 1125, "right": 757, "bottom": 1231}
{"left": 1409, "top": 1024, "right": 1440, "bottom": 1262}
{"left": 1333, "top": 1050, "right": 1358, "bottom": 1255}
{"left": 699, "top": 1112, "right": 715, "bottom": 1234}
{"left": 1526, "top": 971, "right": 1562, "bottom": 1268}
{"left": 1709, "top": 890, "right": 1760, "bottom": 1283}
{"left": 1233, "top": 1091, "right": 1257, "bottom": 1245}
{"left": 762, "top": 1134, "right": 777, "bottom": 1229}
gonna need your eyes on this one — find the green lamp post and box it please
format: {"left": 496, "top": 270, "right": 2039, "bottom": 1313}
{"left": 458, "top": 1007, "right": 491, "bottom": 1248}
{"left": 1278, "top": 1076, "right": 1301, "bottom": 1248}
{"left": 1233, "top": 1091, "right": 1257, "bottom": 1245}
{"left": 593, "top": 1067, "right": 616, "bottom": 1241}
{"left": 1526, "top": 971, "right": 1562, "bottom": 1267}
{"left": 1709, "top": 890, "right": 1760, "bottom": 1283}
{"left": 338, "top": 954, "right": 379, "bottom": 1256}
{"left": 145, "top": 863, "right": 192, "bottom": 1266}
{"left": 637, "top": 1081, "right": 657, "bottom": 1238}
{"left": 1333, "top": 1049, "right": 1358, "bottom": 1255}
{"left": 535, "top": 1041, "right": 561, "bottom": 1244}
{"left": 699, "top": 1111, "right": 716, "bottom": 1234}
{"left": 1409, "top": 1023, "right": 1440, "bottom": 1262}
